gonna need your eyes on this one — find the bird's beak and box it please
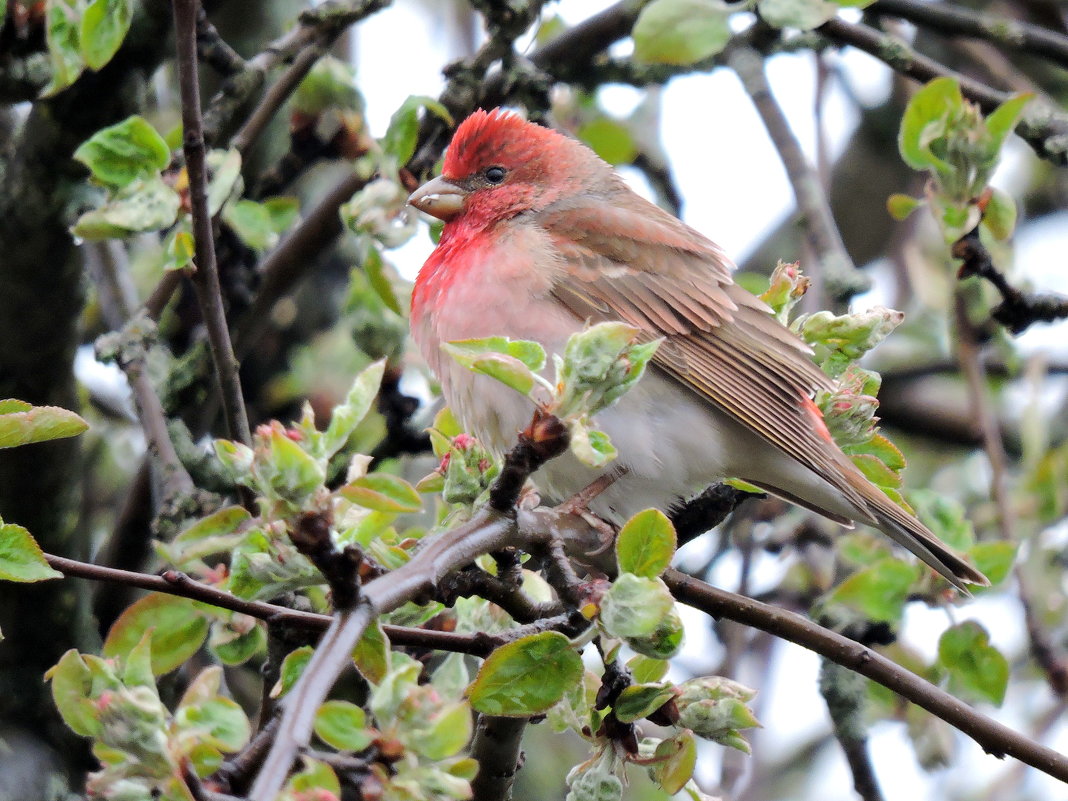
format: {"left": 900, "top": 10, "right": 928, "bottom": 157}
{"left": 408, "top": 175, "right": 467, "bottom": 222}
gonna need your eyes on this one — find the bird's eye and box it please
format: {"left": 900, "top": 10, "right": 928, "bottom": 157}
{"left": 484, "top": 166, "right": 506, "bottom": 184}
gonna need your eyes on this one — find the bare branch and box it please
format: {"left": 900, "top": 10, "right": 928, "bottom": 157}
{"left": 872, "top": 0, "right": 1068, "bottom": 71}
{"left": 818, "top": 17, "right": 1068, "bottom": 166}
{"left": 664, "top": 568, "right": 1068, "bottom": 783}
{"left": 729, "top": 45, "right": 867, "bottom": 301}
{"left": 470, "top": 716, "right": 527, "bottom": 801}
{"left": 173, "top": 0, "right": 252, "bottom": 446}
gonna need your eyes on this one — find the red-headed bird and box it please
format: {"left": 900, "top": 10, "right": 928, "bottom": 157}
{"left": 409, "top": 109, "right": 987, "bottom": 590}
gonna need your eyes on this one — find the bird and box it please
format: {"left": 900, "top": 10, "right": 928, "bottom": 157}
{"left": 407, "top": 108, "right": 987, "bottom": 591}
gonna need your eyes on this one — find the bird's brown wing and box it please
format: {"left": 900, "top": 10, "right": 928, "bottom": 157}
{"left": 538, "top": 197, "right": 873, "bottom": 515}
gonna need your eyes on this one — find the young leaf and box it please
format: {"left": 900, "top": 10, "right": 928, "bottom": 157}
{"left": 353, "top": 618, "right": 390, "bottom": 684}
{"left": 982, "top": 187, "right": 1017, "bottom": 241}
{"left": 938, "top": 621, "right": 1009, "bottom": 705}
{"left": 45, "top": 650, "right": 102, "bottom": 737}
{"left": 0, "top": 521, "right": 63, "bottom": 582}
{"left": 616, "top": 508, "right": 677, "bottom": 578}
{"left": 613, "top": 683, "right": 674, "bottom": 723}
{"left": 73, "top": 115, "right": 171, "bottom": 187}
{"left": 898, "top": 77, "right": 962, "bottom": 172}
{"left": 599, "top": 574, "right": 675, "bottom": 639}
{"left": 341, "top": 473, "right": 422, "bottom": 513}
{"left": 222, "top": 199, "right": 279, "bottom": 251}
{"left": 653, "top": 729, "right": 698, "bottom": 793}
{"left": 381, "top": 95, "right": 452, "bottom": 165}
{"left": 467, "top": 631, "right": 583, "bottom": 716}
{"left": 71, "top": 175, "right": 181, "bottom": 239}
{"left": 103, "top": 594, "right": 210, "bottom": 675}
{"left": 633, "top": 0, "right": 732, "bottom": 66}
{"left": 80, "top": 0, "right": 132, "bottom": 70}
{"left": 577, "top": 117, "right": 638, "bottom": 166}
{"left": 887, "top": 193, "right": 922, "bottom": 221}
{"left": 313, "top": 700, "right": 375, "bottom": 751}
{"left": 824, "top": 559, "right": 920, "bottom": 623}
{"left": 758, "top": 0, "right": 837, "bottom": 30}
{"left": 0, "top": 402, "right": 88, "bottom": 448}
{"left": 271, "top": 646, "right": 314, "bottom": 698}
{"left": 42, "top": 0, "right": 86, "bottom": 96}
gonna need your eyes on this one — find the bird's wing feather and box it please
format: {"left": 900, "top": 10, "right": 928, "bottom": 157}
{"left": 539, "top": 196, "right": 871, "bottom": 512}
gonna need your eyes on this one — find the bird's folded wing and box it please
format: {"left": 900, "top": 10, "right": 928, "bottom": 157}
{"left": 540, "top": 200, "right": 870, "bottom": 511}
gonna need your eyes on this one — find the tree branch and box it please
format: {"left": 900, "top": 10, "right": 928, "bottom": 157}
{"left": 872, "top": 0, "right": 1068, "bottom": 71}
{"left": 42, "top": 552, "right": 493, "bottom": 656}
{"left": 173, "top": 0, "right": 252, "bottom": 446}
{"left": 248, "top": 410, "right": 570, "bottom": 801}
{"left": 728, "top": 45, "right": 868, "bottom": 302}
{"left": 470, "top": 716, "right": 527, "bottom": 801}
{"left": 663, "top": 568, "right": 1068, "bottom": 783}
{"left": 818, "top": 17, "right": 1068, "bottom": 166}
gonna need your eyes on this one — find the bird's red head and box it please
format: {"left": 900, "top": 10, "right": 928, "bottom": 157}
{"left": 409, "top": 108, "right": 607, "bottom": 229}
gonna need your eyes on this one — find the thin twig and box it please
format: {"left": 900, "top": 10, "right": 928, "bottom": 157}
{"left": 230, "top": 44, "right": 325, "bottom": 155}
{"left": 664, "top": 568, "right": 1068, "bottom": 783}
{"left": 818, "top": 17, "right": 1068, "bottom": 166}
{"left": 728, "top": 45, "right": 868, "bottom": 301}
{"left": 43, "top": 552, "right": 493, "bottom": 655}
{"left": 872, "top": 0, "right": 1068, "bottom": 71}
{"left": 173, "top": 0, "right": 252, "bottom": 446}
{"left": 953, "top": 227, "right": 1068, "bottom": 334}
{"left": 196, "top": 9, "right": 247, "bottom": 77}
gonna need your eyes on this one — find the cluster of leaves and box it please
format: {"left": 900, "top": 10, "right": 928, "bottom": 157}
{"left": 71, "top": 115, "right": 299, "bottom": 260}
{"left": 40, "top": 0, "right": 133, "bottom": 95}
{"left": 631, "top": 0, "right": 873, "bottom": 67}
{"left": 888, "top": 77, "right": 1031, "bottom": 242}
{"left": 442, "top": 321, "right": 659, "bottom": 467}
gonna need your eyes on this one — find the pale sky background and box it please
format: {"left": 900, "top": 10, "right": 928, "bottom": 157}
{"left": 347, "top": 2, "right": 1068, "bottom": 800}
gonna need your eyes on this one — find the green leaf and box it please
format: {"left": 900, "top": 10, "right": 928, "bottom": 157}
{"left": 45, "top": 650, "right": 101, "bottom": 737}
{"left": 321, "top": 359, "right": 385, "bottom": 457}
{"left": 616, "top": 508, "right": 676, "bottom": 578}
{"left": 850, "top": 452, "right": 902, "bottom": 488}
{"left": 381, "top": 95, "right": 452, "bottom": 165}
{"left": 653, "top": 729, "right": 698, "bottom": 793}
{"left": 600, "top": 574, "right": 675, "bottom": 639}
{"left": 71, "top": 175, "right": 181, "bottom": 239}
{"left": 341, "top": 473, "right": 422, "bottom": 513}
{"left": 222, "top": 199, "right": 278, "bottom": 251}
{"left": 824, "top": 559, "right": 920, "bottom": 622}
{"left": 0, "top": 402, "right": 88, "bottom": 449}
{"left": 577, "top": 117, "right": 637, "bottom": 165}
{"left": 626, "top": 607, "right": 685, "bottom": 659}
{"left": 910, "top": 490, "right": 974, "bottom": 550}
{"left": 886, "top": 193, "right": 922, "bottom": 221}
{"left": 286, "top": 758, "right": 341, "bottom": 797}
{"left": 74, "top": 115, "right": 170, "bottom": 187}
{"left": 633, "top": 0, "right": 732, "bottom": 66}
{"left": 0, "top": 522, "right": 62, "bottom": 582}
{"left": 262, "top": 196, "right": 301, "bottom": 233}
{"left": 938, "top": 621, "right": 1008, "bottom": 705}
{"left": 982, "top": 187, "right": 1017, "bottom": 241}
{"left": 984, "top": 93, "right": 1032, "bottom": 152}
{"left": 208, "top": 615, "right": 266, "bottom": 666}
{"left": 363, "top": 246, "right": 403, "bottom": 316}
{"left": 467, "top": 631, "right": 583, "bottom": 716}
{"left": 103, "top": 594, "right": 209, "bottom": 675}
{"left": 313, "top": 700, "right": 375, "bottom": 751}
{"left": 898, "top": 77, "right": 962, "bottom": 171}
{"left": 758, "top": 0, "right": 837, "bottom": 30}
{"left": 613, "top": 683, "right": 674, "bottom": 723}
{"left": 163, "top": 227, "right": 195, "bottom": 271}
{"left": 80, "top": 0, "right": 131, "bottom": 70}
{"left": 444, "top": 337, "right": 546, "bottom": 372}
{"left": 260, "top": 427, "right": 325, "bottom": 502}
{"left": 291, "top": 55, "right": 362, "bottom": 115}
{"left": 42, "top": 0, "right": 86, "bottom": 96}
{"left": 627, "top": 655, "right": 669, "bottom": 684}
{"left": 353, "top": 619, "right": 390, "bottom": 684}
{"left": 272, "top": 645, "right": 314, "bottom": 699}
{"left": 206, "top": 149, "right": 243, "bottom": 216}
{"left": 176, "top": 695, "right": 251, "bottom": 752}
{"left": 569, "top": 422, "right": 617, "bottom": 468}
{"left": 967, "top": 541, "right": 1017, "bottom": 587}
{"left": 417, "top": 701, "right": 473, "bottom": 760}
